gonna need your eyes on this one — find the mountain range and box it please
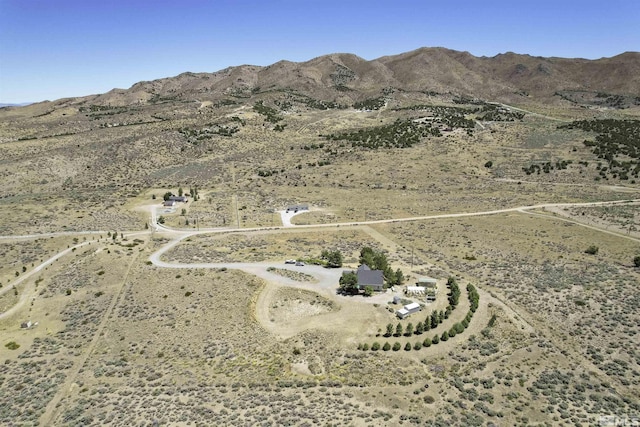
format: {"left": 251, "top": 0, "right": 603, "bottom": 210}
{"left": 44, "top": 47, "right": 640, "bottom": 108}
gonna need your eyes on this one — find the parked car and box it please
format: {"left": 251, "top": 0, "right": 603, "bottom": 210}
{"left": 285, "top": 259, "right": 296, "bottom": 264}
{"left": 295, "top": 261, "right": 305, "bottom": 266}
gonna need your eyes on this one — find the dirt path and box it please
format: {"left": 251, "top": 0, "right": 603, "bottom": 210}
{"left": 39, "top": 246, "right": 144, "bottom": 425}
{"left": 519, "top": 208, "right": 640, "bottom": 242}
{"left": 0, "top": 241, "right": 101, "bottom": 322}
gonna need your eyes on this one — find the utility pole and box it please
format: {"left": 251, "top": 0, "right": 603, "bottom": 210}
{"left": 235, "top": 194, "right": 240, "bottom": 228}
{"left": 411, "top": 247, "right": 414, "bottom": 270}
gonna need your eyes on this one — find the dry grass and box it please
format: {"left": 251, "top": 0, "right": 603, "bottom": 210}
{"left": 1, "top": 94, "right": 639, "bottom": 425}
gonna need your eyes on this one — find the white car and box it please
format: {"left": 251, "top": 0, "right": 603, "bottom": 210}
{"left": 285, "top": 259, "right": 296, "bottom": 264}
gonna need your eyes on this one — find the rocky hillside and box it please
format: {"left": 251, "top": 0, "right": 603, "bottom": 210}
{"left": 16, "top": 47, "right": 640, "bottom": 110}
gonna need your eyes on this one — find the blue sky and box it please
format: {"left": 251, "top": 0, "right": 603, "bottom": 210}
{"left": 1, "top": 0, "right": 638, "bottom": 103}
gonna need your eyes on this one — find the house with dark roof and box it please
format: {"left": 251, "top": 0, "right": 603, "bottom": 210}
{"left": 356, "top": 264, "right": 384, "bottom": 292}
{"left": 169, "top": 195, "right": 188, "bottom": 203}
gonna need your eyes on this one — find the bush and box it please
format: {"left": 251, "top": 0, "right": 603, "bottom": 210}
{"left": 5, "top": 341, "right": 20, "bottom": 350}
{"left": 432, "top": 334, "right": 439, "bottom": 345}
{"left": 371, "top": 342, "right": 380, "bottom": 351}
{"left": 383, "top": 342, "right": 391, "bottom": 351}
{"left": 393, "top": 342, "right": 401, "bottom": 351}
{"left": 362, "top": 343, "right": 369, "bottom": 351}
{"left": 404, "top": 342, "right": 412, "bottom": 351}
{"left": 414, "top": 341, "right": 422, "bottom": 350}
{"left": 585, "top": 245, "right": 599, "bottom": 255}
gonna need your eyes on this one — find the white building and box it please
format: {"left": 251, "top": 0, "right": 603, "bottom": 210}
{"left": 396, "top": 302, "right": 422, "bottom": 319}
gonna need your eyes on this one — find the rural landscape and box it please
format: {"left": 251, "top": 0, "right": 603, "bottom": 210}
{"left": 1, "top": 47, "right": 639, "bottom": 426}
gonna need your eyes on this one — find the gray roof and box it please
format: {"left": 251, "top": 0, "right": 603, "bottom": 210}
{"left": 357, "top": 265, "right": 384, "bottom": 287}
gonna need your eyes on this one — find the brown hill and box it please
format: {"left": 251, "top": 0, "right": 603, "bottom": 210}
{"left": 27, "top": 47, "right": 640, "bottom": 108}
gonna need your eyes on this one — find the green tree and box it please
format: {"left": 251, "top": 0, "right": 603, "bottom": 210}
{"left": 404, "top": 342, "right": 412, "bottom": 351}
{"left": 163, "top": 192, "right": 173, "bottom": 201}
{"left": 414, "top": 341, "right": 422, "bottom": 350}
{"left": 395, "top": 323, "right": 403, "bottom": 337}
{"left": 432, "top": 334, "right": 440, "bottom": 345}
{"left": 359, "top": 247, "right": 375, "bottom": 267}
{"left": 385, "top": 323, "right": 394, "bottom": 337}
{"left": 178, "top": 187, "right": 183, "bottom": 197}
{"left": 339, "top": 272, "right": 359, "bottom": 294}
{"left": 430, "top": 312, "right": 438, "bottom": 329}
{"left": 321, "top": 250, "right": 343, "bottom": 268}
{"left": 363, "top": 285, "right": 374, "bottom": 297}
{"left": 415, "top": 321, "right": 424, "bottom": 335}
{"left": 441, "top": 331, "right": 449, "bottom": 342}
{"left": 383, "top": 342, "right": 391, "bottom": 351}
{"left": 423, "top": 337, "right": 432, "bottom": 347}
{"left": 405, "top": 322, "right": 414, "bottom": 337}
{"left": 393, "top": 342, "right": 401, "bottom": 351}
{"left": 373, "top": 252, "right": 389, "bottom": 272}
{"left": 371, "top": 342, "right": 380, "bottom": 351}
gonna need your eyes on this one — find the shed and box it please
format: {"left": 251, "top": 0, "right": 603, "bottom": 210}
{"left": 163, "top": 200, "right": 176, "bottom": 207}
{"left": 406, "top": 286, "right": 426, "bottom": 295}
{"left": 418, "top": 277, "right": 438, "bottom": 288}
{"left": 21, "top": 320, "right": 33, "bottom": 329}
{"left": 396, "top": 302, "right": 421, "bottom": 319}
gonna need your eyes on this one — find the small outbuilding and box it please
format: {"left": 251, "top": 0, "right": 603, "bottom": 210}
{"left": 418, "top": 277, "right": 438, "bottom": 288}
{"left": 406, "top": 286, "right": 426, "bottom": 296}
{"left": 163, "top": 200, "right": 176, "bottom": 207}
{"left": 397, "top": 302, "right": 421, "bottom": 319}
{"left": 21, "top": 320, "right": 33, "bottom": 329}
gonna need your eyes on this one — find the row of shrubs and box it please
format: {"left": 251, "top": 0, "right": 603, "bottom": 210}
{"left": 359, "top": 284, "right": 479, "bottom": 351}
